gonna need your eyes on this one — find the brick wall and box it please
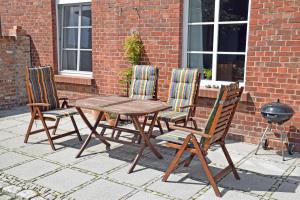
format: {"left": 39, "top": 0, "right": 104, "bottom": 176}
{"left": 0, "top": 0, "right": 299, "bottom": 150}
{"left": 0, "top": 27, "right": 30, "bottom": 109}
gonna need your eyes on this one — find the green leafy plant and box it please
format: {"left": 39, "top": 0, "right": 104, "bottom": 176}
{"left": 119, "top": 67, "right": 133, "bottom": 96}
{"left": 123, "top": 34, "right": 143, "bottom": 65}
{"left": 204, "top": 68, "right": 212, "bottom": 80}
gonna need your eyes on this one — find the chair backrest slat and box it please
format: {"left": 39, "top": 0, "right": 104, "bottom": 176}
{"left": 167, "top": 68, "right": 201, "bottom": 113}
{"left": 129, "top": 65, "right": 158, "bottom": 100}
{"left": 201, "top": 82, "right": 243, "bottom": 151}
{"left": 26, "top": 66, "right": 59, "bottom": 111}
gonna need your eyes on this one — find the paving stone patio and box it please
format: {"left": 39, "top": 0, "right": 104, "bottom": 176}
{"left": 0, "top": 106, "right": 299, "bottom": 200}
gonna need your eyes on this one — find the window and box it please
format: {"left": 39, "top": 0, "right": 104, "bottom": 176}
{"left": 57, "top": 1, "right": 92, "bottom": 75}
{"left": 182, "top": 0, "right": 250, "bottom": 85}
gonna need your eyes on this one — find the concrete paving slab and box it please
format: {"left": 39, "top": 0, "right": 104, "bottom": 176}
{"left": 126, "top": 191, "right": 168, "bottom": 200}
{"left": 0, "top": 136, "right": 34, "bottom": 149}
{"left": 196, "top": 187, "right": 259, "bottom": 200}
{"left": 108, "top": 165, "right": 163, "bottom": 186}
{"left": 0, "top": 130, "right": 17, "bottom": 142}
{"left": 220, "top": 170, "right": 276, "bottom": 195}
{"left": 239, "top": 157, "right": 290, "bottom": 176}
{"left": 147, "top": 174, "right": 206, "bottom": 200}
{"left": 20, "top": 142, "right": 65, "bottom": 156}
{"left": 0, "top": 152, "right": 32, "bottom": 170}
{"left": 271, "top": 181, "right": 300, "bottom": 200}
{"left": 287, "top": 166, "right": 300, "bottom": 183}
{"left": 0, "top": 119, "right": 25, "bottom": 130}
{"left": 206, "top": 148, "right": 245, "bottom": 167}
{"left": 74, "top": 154, "right": 126, "bottom": 174}
{"left": 224, "top": 140, "right": 257, "bottom": 155}
{"left": 4, "top": 160, "right": 59, "bottom": 180}
{"left": 35, "top": 168, "right": 94, "bottom": 193}
{"left": 44, "top": 148, "right": 86, "bottom": 165}
{"left": 70, "top": 179, "right": 133, "bottom": 200}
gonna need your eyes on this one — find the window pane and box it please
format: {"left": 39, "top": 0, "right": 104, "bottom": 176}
{"left": 81, "top": 5, "right": 91, "bottom": 26}
{"left": 217, "top": 54, "right": 245, "bottom": 82}
{"left": 189, "top": 0, "right": 214, "bottom": 22}
{"left": 187, "top": 53, "right": 213, "bottom": 80}
{"left": 218, "top": 24, "right": 247, "bottom": 52}
{"left": 63, "top": 6, "right": 79, "bottom": 27}
{"left": 188, "top": 25, "right": 214, "bottom": 51}
{"left": 81, "top": 28, "right": 92, "bottom": 49}
{"left": 219, "top": 0, "right": 249, "bottom": 21}
{"left": 62, "top": 50, "right": 77, "bottom": 71}
{"left": 63, "top": 28, "right": 78, "bottom": 48}
{"left": 80, "top": 51, "right": 92, "bottom": 72}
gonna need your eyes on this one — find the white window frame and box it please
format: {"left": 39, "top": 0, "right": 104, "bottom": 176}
{"left": 56, "top": 0, "right": 92, "bottom": 77}
{"left": 182, "top": 0, "right": 252, "bottom": 87}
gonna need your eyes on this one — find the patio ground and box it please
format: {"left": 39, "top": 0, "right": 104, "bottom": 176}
{"left": 0, "top": 107, "right": 299, "bottom": 200}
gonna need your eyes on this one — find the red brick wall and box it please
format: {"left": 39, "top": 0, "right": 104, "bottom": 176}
{"left": 0, "top": 0, "right": 299, "bottom": 150}
{"left": 0, "top": 27, "right": 30, "bottom": 109}
{"left": 0, "top": 0, "right": 56, "bottom": 67}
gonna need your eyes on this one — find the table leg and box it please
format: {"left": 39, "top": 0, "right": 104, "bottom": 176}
{"left": 75, "top": 108, "right": 111, "bottom": 158}
{"left": 129, "top": 115, "right": 162, "bottom": 173}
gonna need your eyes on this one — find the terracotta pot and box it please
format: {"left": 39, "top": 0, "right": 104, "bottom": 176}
{"left": 92, "top": 110, "right": 106, "bottom": 121}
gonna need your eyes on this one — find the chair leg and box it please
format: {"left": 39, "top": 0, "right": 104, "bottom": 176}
{"left": 37, "top": 109, "right": 56, "bottom": 151}
{"left": 220, "top": 143, "right": 240, "bottom": 180}
{"left": 162, "top": 135, "right": 192, "bottom": 182}
{"left": 183, "top": 153, "right": 195, "bottom": 167}
{"left": 111, "top": 115, "right": 120, "bottom": 138}
{"left": 165, "top": 121, "right": 172, "bottom": 132}
{"left": 24, "top": 115, "right": 35, "bottom": 143}
{"left": 191, "top": 137, "right": 221, "bottom": 197}
{"left": 52, "top": 118, "right": 60, "bottom": 135}
{"left": 157, "top": 119, "right": 164, "bottom": 135}
{"left": 70, "top": 115, "right": 82, "bottom": 141}
{"left": 192, "top": 118, "right": 198, "bottom": 129}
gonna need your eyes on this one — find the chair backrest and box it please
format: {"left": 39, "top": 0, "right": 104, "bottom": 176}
{"left": 167, "top": 68, "right": 201, "bottom": 113}
{"left": 201, "top": 82, "right": 244, "bottom": 151}
{"left": 26, "top": 66, "right": 59, "bottom": 111}
{"left": 129, "top": 65, "right": 159, "bottom": 100}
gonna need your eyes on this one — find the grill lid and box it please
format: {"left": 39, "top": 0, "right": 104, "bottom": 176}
{"left": 261, "top": 99, "right": 294, "bottom": 115}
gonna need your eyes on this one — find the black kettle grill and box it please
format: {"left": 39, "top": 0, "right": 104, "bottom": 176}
{"left": 255, "top": 99, "right": 295, "bottom": 160}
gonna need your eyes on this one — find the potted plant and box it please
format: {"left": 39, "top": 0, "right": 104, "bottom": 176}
{"left": 104, "top": 112, "right": 118, "bottom": 126}
{"left": 204, "top": 68, "right": 212, "bottom": 80}
{"left": 120, "top": 33, "right": 143, "bottom": 96}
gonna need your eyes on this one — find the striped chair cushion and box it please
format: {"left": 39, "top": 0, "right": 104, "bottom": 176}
{"left": 27, "top": 66, "right": 59, "bottom": 111}
{"left": 158, "top": 111, "right": 188, "bottom": 122}
{"left": 200, "top": 85, "right": 225, "bottom": 145}
{"left": 167, "top": 69, "right": 200, "bottom": 113}
{"left": 129, "top": 65, "right": 157, "bottom": 100}
{"left": 42, "top": 107, "right": 78, "bottom": 120}
{"left": 156, "top": 129, "right": 202, "bottom": 146}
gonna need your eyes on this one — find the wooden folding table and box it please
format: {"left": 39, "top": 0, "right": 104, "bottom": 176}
{"left": 74, "top": 96, "right": 170, "bottom": 173}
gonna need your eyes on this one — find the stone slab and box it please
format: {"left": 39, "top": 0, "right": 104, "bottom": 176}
{"left": 271, "top": 181, "right": 300, "bottom": 200}
{"left": 108, "top": 165, "right": 163, "bottom": 186}
{"left": 70, "top": 179, "right": 133, "bottom": 200}
{"left": 74, "top": 155, "right": 125, "bottom": 175}
{"left": 35, "top": 168, "right": 94, "bottom": 193}
{"left": 126, "top": 191, "right": 168, "bottom": 200}
{"left": 4, "top": 160, "right": 59, "bottom": 180}
{"left": 147, "top": 174, "right": 206, "bottom": 200}
{"left": 16, "top": 190, "right": 38, "bottom": 200}
{"left": 0, "top": 152, "right": 32, "bottom": 170}
{"left": 196, "top": 188, "right": 259, "bottom": 200}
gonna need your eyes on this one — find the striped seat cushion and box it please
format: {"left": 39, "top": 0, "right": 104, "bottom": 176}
{"left": 129, "top": 65, "right": 157, "bottom": 100}
{"left": 158, "top": 111, "right": 188, "bottom": 122}
{"left": 167, "top": 69, "right": 200, "bottom": 113}
{"left": 27, "top": 66, "right": 59, "bottom": 111}
{"left": 156, "top": 129, "right": 202, "bottom": 145}
{"left": 42, "top": 107, "right": 78, "bottom": 119}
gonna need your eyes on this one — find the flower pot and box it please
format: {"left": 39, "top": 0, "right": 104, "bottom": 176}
{"left": 92, "top": 110, "right": 106, "bottom": 121}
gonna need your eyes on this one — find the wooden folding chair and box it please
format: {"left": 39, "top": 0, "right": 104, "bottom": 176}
{"left": 111, "top": 65, "right": 159, "bottom": 140}
{"left": 156, "top": 82, "right": 243, "bottom": 197}
{"left": 24, "top": 66, "right": 82, "bottom": 150}
{"left": 156, "top": 68, "right": 201, "bottom": 134}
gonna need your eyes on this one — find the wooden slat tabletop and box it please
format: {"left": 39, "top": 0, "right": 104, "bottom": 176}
{"left": 75, "top": 96, "right": 171, "bottom": 115}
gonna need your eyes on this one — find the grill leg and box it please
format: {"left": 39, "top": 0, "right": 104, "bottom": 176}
{"left": 280, "top": 125, "right": 285, "bottom": 161}
{"left": 255, "top": 123, "right": 271, "bottom": 155}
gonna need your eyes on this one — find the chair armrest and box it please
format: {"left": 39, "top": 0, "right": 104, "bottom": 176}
{"left": 27, "top": 103, "right": 50, "bottom": 107}
{"left": 169, "top": 124, "right": 211, "bottom": 138}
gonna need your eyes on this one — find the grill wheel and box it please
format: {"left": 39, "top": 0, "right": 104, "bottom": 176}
{"left": 288, "top": 143, "right": 295, "bottom": 155}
